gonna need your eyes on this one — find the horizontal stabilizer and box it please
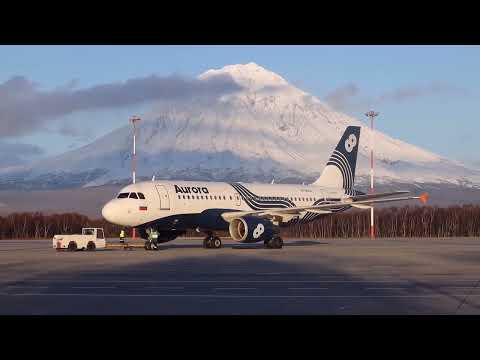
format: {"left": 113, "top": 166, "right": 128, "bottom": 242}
{"left": 350, "top": 191, "right": 410, "bottom": 202}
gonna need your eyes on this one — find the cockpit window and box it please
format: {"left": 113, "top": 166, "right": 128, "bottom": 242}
{"left": 117, "top": 193, "right": 129, "bottom": 199}
{"left": 129, "top": 192, "right": 138, "bottom": 199}
{"left": 138, "top": 193, "right": 145, "bottom": 199}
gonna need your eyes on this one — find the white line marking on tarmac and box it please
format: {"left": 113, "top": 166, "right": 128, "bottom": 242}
{"left": 443, "top": 287, "right": 476, "bottom": 290}
{"left": 146, "top": 286, "right": 185, "bottom": 290}
{"left": 7, "top": 279, "right": 411, "bottom": 284}
{"left": 71, "top": 286, "right": 116, "bottom": 289}
{"left": 365, "top": 288, "right": 407, "bottom": 291}
{"left": 257, "top": 273, "right": 282, "bottom": 275}
{"left": 1, "top": 292, "right": 478, "bottom": 298}
{"left": 6, "top": 286, "right": 48, "bottom": 289}
{"left": 214, "top": 288, "right": 256, "bottom": 290}
{"left": 288, "top": 288, "right": 329, "bottom": 290}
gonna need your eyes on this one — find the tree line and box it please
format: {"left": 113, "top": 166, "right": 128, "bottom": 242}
{"left": 0, "top": 212, "right": 122, "bottom": 240}
{"left": 0, "top": 205, "right": 479, "bottom": 240}
{"left": 281, "top": 205, "right": 480, "bottom": 238}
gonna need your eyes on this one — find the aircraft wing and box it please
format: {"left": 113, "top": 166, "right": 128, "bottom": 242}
{"left": 221, "top": 192, "right": 429, "bottom": 223}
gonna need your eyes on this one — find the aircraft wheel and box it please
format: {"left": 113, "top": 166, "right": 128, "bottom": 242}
{"left": 271, "top": 236, "right": 283, "bottom": 249}
{"left": 265, "top": 236, "right": 283, "bottom": 249}
{"left": 212, "top": 237, "right": 222, "bottom": 249}
{"left": 203, "top": 237, "right": 214, "bottom": 249}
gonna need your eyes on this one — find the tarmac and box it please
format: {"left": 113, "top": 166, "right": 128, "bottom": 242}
{"left": 1, "top": 237, "right": 480, "bottom": 315}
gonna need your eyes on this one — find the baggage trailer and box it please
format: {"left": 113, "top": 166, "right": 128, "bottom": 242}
{"left": 53, "top": 228, "right": 106, "bottom": 251}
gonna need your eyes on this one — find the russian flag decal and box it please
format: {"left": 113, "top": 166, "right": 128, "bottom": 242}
{"left": 139, "top": 206, "right": 148, "bottom": 211}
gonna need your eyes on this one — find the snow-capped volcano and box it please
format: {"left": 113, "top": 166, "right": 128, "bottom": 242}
{"left": 2, "top": 62, "right": 480, "bottom": 190}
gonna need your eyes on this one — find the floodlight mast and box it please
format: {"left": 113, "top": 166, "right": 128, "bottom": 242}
{"left": 130, "top": 116, "right": 141, "bottom": 240}
{"left": 130, "top": 116, "right": 141, "bottom": 184}
{"left": 365, "top": 110, "right": 379, "bottom": 239}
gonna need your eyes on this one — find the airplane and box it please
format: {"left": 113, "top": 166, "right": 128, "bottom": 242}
{"left": 101, "top": 126, "right": 428, "bottom": 250}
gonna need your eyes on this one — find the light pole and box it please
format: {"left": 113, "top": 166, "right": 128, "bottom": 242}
{"left": 130, "top": 116, "right": 141, "bottom": 239}
{"left": 365, "top": 110, "right": 379, "bottom": 239}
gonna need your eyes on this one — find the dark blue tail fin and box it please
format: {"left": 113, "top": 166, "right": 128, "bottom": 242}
{"left": 313, "top": 126, "right": 361, "bottom": 189}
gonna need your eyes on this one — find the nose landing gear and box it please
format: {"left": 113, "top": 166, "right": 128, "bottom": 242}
{"left": 144, "top": 227, "right": 159, "bottom": 251}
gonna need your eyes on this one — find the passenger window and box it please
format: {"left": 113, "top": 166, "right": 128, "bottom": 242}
{"left": 117, "top": 193, "right": 129, "bottom": 199}
{"left": 214, "top": 196, "right": 217, "bottom": 200}
{"left": 230, "top": 196, "right": 232, "bottom": 200}
{"left": 223, "top": 196, "right": 226, "bottom": 200}
{"left": 187, "top": 195, "right": 190, "bottom": 199}
{"left": 197, "top": 196, "right": 199, "bottom": 199}
{"left": 182, "top": 195, "right": 185, "bottom": 199}
{"left": 129, "top": 193, "right": 138, "bottom": 199}
{"left": 178, "top": 195, "right": 181, "bottom": 199}
{"left": 138, "top": 193, "right": 145, "bottom": 199}
{"left": 210, "top": 196, "right": 213, "bottom": 200}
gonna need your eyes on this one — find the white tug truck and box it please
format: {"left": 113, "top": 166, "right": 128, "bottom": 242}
{"left": 53, "top": 228, "right": 106, "bottom": 251}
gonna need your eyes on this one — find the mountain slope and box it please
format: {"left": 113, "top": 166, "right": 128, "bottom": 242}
{"left": 2, "top": 62, "right": 480, "bottom": 191}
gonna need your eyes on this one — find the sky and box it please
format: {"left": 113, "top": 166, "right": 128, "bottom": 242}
{"left": 0, "top": 45, "right": 479, "bottom": 167}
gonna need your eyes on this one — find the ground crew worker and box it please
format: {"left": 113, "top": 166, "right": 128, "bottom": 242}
{"left": 119, "top": 229, "right": 126, "bottom": 243}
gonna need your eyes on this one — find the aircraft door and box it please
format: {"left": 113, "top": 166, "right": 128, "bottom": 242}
{"left": 234, "top": 193, "right": 241, "bottom": 206}
{"left": 155, "top": 185, "right": 170, "bottom": 210}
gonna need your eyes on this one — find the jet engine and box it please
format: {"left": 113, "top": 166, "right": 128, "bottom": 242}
{"left": 228, "top": 216, "right": 276, "bottom": 243}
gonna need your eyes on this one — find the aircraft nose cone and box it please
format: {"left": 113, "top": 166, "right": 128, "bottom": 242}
{"left": 102, "top": 201, "right": 116, "bottom": 223}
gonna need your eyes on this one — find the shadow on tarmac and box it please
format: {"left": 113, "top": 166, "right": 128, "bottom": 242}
{"left": 0, "top": 244, "right": 462, "bottom": 315}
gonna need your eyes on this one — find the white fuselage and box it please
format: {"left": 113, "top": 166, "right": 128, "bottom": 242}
{"left": 101, "top": 180, "right": 356, "bottom": 228}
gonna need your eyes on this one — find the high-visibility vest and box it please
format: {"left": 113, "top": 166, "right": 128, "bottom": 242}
{"left": 120, "top": 231, "right": 125, "bottom": 237}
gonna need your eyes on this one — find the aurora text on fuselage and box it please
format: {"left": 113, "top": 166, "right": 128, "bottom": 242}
{"left": 174, "top": 185, "right": 209, "bottom": 194}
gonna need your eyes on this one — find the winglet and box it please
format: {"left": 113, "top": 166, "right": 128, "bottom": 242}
{"left": 419, "top": 192, "right": 429, "bottom": 204}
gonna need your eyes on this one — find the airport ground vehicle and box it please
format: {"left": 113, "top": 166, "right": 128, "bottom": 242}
{"left": 53, "top": 228, "right": 106, "bottom": 251}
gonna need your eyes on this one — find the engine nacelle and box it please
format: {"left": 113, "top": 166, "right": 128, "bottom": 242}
{"left": 229, "top": 217, "right": 275, "bottom": 243}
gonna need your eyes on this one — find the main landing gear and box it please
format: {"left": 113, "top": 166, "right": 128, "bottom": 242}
{"left": 145, "top": 240, "right": 158, "bottom": 251}
{"left": 203, "top": 233, "right": 222, "bottom": 249}
{"left": 144, "top": 239, "right": 159, "bottom": 251}
{"left": 264, "top": 236, "right": 284, "bottom": 249}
